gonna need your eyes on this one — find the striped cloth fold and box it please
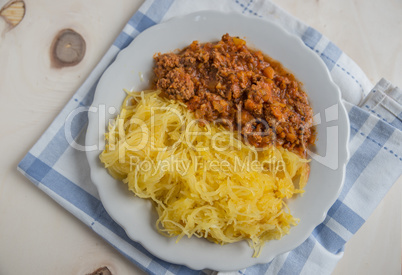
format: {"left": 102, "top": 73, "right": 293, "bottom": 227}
{"left": 17, "top": 0, "right": 402, "bottom": 274}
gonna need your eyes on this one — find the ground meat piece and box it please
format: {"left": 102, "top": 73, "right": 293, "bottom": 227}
{"left": 230, "top": 82, "right": 242, "bottom": 100}
{"left": 244, "top": 99, "right": 263, "bottom": 115}
{"left": 153, "top": 53, "right": 180, "bottom": 78}
{"left": 156, "top": 68, "right": 194, "bottom": 101}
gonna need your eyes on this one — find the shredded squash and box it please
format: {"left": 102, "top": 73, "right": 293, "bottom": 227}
{"left": 100, "top": 90, "right": 310, "bottom": 257}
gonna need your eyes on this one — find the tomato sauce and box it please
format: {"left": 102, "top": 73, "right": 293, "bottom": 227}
{"left": 153, "top": 34, "right": 315, "bottom": 156}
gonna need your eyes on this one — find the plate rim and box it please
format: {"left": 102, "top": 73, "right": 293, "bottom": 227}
{"left": 86, "top": 10, "right": 350, "bottom": 271}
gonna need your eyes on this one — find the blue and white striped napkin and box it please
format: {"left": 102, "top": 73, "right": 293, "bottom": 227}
{"left": 18, "top": 0, "right": 402, "bottom": 274}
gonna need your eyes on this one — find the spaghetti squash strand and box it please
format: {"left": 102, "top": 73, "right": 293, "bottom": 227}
{"left": 100, "top": 90, "right": 310, "bottom": 257}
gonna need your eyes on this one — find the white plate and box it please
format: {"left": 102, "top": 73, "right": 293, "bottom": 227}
{"left": 86, "top": 11, "right": 349, "bottom": 271}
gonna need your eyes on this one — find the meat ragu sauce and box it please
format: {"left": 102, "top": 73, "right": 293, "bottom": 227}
{"left": 153, "top": 34, "right": 315, "bottom": 157}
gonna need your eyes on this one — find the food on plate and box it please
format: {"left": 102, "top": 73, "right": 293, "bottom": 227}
{"left": 153, "top": 33, "right": 315, "bottom": 157}
{"left": 100, "top": 34, "right": 315, "bottom": 256}
{"left": 100, "top": 90, "right": 310, "bottom": 257}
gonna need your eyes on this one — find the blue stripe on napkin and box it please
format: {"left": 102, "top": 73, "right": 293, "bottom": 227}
{"left": 321, "top": 42, "right": 342, "bottom": 71}
{"left": 278, "top": 236, "right": 316, "bottom": 274}
{"left": 301, "top": 27, "right": 322, "bottom": 49}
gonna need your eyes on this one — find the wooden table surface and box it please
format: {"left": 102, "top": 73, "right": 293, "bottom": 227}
{"left": 0, "top": 0, "right": 400, "bottom": 274}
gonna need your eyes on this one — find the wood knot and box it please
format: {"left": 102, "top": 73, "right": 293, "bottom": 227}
{"left": 51, "top": 28, "right": 86, "bottom": 68}
{"left": 0, "top": 0, "right": 25, "bottom": 28}
{"left": 87, "top": 266, "right": 112, "bottom": 275}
